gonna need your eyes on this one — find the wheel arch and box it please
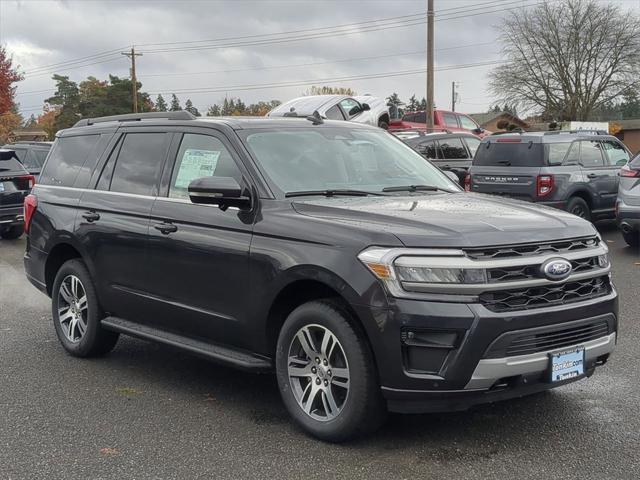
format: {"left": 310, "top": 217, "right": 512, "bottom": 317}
{"left": 44, "top": 239, "right": 93, "bottom": 296}
{"left": 567, "top": 189, "right": 594, "bottom": 209}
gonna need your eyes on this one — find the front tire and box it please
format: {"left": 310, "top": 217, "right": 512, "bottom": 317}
{"left": 276, "top": 300, "right": 386, "bottom": 442}
{"left": 52, "top": 259, "right": 119, "bottom": 357}
{"left": 0, "top": 225, "right": 23, "bottom": 240}
{"left": 567, "top": 197, "right": 591, "bottom": 221}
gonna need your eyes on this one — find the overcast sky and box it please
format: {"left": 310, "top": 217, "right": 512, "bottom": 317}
{"left": 2, "top": 0, "right": 639, "bottom": 118}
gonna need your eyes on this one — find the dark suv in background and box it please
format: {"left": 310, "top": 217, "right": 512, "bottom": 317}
{"left": 2, "top": 141, "right": 51, "bottom": 177}
{"left": 398, "top": 131, "right": 481, "bottom": 185}
{"left": 24, "top": 113, "right": 617, "bottom": 441}
{"left": 0, "top": 148, "right": 34, "bottom": 239}
{"left": 467, "top": 131, "right": 631, "bottom": 221}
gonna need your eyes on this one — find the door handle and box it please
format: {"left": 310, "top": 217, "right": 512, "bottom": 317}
{"left": 81, "top": 211, "right": 100, "bottom": 222}
{"left": 587, "top": 173, "right": 599, "bottom": 179}
{"left": 154, "top": 222, "right": 178, "bottom": 234}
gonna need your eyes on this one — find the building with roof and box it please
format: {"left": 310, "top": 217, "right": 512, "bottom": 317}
{"left": 469, "top": 111, "right": 530, "bottom": 132}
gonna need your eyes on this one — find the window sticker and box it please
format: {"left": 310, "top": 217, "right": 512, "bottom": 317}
{"left": 174, "top": 149, "right": 220, "bottom": 188}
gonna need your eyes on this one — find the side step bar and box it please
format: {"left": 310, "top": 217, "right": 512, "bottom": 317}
{"left": 101, "top": 316, "right": 272, "bottom": 372}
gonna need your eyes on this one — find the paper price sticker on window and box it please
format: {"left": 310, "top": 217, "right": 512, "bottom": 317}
{"left": 175, "top": 149, "right": 221, "bottom": 188}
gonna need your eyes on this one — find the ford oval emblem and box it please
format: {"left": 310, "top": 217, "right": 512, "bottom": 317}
{"left": 541, "top": 258, "right": 572, "bottom": 281}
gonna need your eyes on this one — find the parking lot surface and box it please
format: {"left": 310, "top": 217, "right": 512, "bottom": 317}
{"left": 1, "top": 225, "right": 638, "bottom": 480}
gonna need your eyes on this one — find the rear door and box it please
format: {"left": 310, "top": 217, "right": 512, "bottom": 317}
{"left": 77, "top": 129, "right": 171, "bottom": 320}
{"left": 145, "top": 129, "right": 256, "bottom": 347}
{"left": 578, "top": 140, "right": 617, "bottom": 212}
{"left": 470, "top": 139, "right": 543, "bottom": 201}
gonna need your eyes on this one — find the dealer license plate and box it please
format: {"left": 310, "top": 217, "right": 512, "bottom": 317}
{"left": 550, "top": 347, "right": 585, "bottom": 382}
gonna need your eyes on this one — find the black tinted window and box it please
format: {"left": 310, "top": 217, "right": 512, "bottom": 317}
{"left": 404, "top": 112, "right": 425, "bottom": 123}
{"left": 107, "top": 133, "right": 168, "bottom": 196}
{"left": 325, "top": 105, "right": 344, "bottom": 120}
{"left": 416, "top": 140, "right": 438, "bottom": 159}
{"left": 39, "top": 135, "right": 101, "bottom": 186}
{"left": 473, "top": 141, "right": 544, "bottom": 166}
{"left": 438, "top": 138, "right": 468, "bottom": 159}
{"left": 580, "top": 141, "right": 604, "bottom": 168}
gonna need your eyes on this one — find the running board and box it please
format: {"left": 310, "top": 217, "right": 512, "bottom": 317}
{"left": 101, "top": 316, "right": 272, "bottom": 372}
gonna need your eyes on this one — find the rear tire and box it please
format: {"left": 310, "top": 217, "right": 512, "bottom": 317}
{"left": 51, "top": 259, "right": 119, "bottom": 357}
{"left": 378, "top": 120, "right": 389, "bottom": 130}
{"left": 567, "top": 197, "right": 591, "bottom": 221}
{"left": 276, "top": 300, "right": 386, "bottom": 442}
{"left": 622, "top": 230, "right": 640, "bottom": 248}
{"left": 0, "top": 225, "right": 23, "bottom": 240}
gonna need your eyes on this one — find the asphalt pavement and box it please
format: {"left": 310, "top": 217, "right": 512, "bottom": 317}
{"left": 1, "top": 224, "right": 639, "bottom": 480}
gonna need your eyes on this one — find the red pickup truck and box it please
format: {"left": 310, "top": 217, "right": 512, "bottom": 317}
{"left": 389, "top": 109, "right": 490, "bottom": 137}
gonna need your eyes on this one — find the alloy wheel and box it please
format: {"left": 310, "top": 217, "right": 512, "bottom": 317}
{"left": 287, "top": 324, "right": 350, "bottom": 422}
{"left": 57, "top": 275, "right": 88, "bottom": 343}
{"left": 571, "top": 205, "right": 586, "bottom": 218}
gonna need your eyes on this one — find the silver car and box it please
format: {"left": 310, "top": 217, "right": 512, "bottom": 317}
{"left": 617, "top": 152, "right": 640, "bottom": 247}
{"left": 267, "top": 95, "right": 390, "bottom": 129}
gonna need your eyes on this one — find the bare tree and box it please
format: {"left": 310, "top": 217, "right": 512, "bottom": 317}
{"left": 489, "top": 0, "right": 640, "bottom": 121}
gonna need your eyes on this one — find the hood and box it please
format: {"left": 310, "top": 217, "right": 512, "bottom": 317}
{"left": 292, "top": 193, "right": 597, "bottom": 248}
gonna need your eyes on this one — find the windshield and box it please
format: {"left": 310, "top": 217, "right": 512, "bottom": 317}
{"left": 240, "top": 127, "right": 460, "bottom": 196}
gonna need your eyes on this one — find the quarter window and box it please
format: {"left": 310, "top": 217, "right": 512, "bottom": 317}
{"left": 630, "top": 153, "right": 640, "bottom": 168}
{"left": 602, "top": 140, "right": 630, "bottom": 166}
{"left": 39, "top": 135, "right": 101, "bottom": 187}
{"left": 169, "top": 134, "right": 241, "bottom": 199}
{"left": 546, "top": 142, "right": 572, "bottom": 166}
{"left": 104, "top": 133, "right": 169, "bottom": 196}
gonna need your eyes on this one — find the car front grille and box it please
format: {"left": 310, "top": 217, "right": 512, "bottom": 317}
{"left": 465, "top": 237, "right": 599, "bottom": 260}
{"left": 479, "top": 276, "right": 611, "bottom": 312}
{"left": 486, "top": 256, "right": 601, "bottom": 283}
{"left": 484, "top": 320, "right": 611, "bottom": 357}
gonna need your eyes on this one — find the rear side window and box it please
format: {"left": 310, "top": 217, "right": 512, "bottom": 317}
{"left": 10, "top": 148, "right": 28, "bottom": 164}
{"left": 545, "top": 142, "right": 572, "bottom": 166}
{"left": 415, "top": 140, "right": 439, "bottom": 159}
{"left": 404, "top": 112, "right": 425, "bottom": 123}
{"left": 104, "top": 133, "right": 169, "bottom": 196}
{"left": 580, "top": 140, "right": 604, "bottom": 167}
{"left": 39, "top": 135, "right": 101, "bottom": 186}
{"left": 442, "top": 113, "right": 458, "bottom": 127}
{"left": 473, "top": 141, "right": 544, "bottom": 167}
{"left": 439, "top": 138, "right": 468, "bottom": 159}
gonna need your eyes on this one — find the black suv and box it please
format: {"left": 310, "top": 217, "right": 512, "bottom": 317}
{"left": 398, "top": 131, "right": 481, "bottom": 185}
{"left": 467, "top": 131, "right": 631, "bottom": 221}
{"left": 2, "top": 141, "right": 51, "bottom": 177}
{"left": 24, "top": 112, "right": 617, "bottom": 441}
{"left": 0, "top": 148, "right": 34, "bottom": 239}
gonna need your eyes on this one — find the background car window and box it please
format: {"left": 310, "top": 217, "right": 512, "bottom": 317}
{"left": 442, "top": 113, "right": 459, "bottom": 127}
{"left": 9, "top": 147, "right": 28, "bottom": 164}
{"left": 338, "top": 98, "right": 362, "bottom": 118}
{"left": 630, "top": 153, "right": 640, "bottom": 168}
{"left": 325, "top": 105, "right": 345, "bottom": 120}
{"left": 602, "top": 140, "right": 630, "bottom": 166}
{"left": 25, "top": 149, "right": 49, "bottom": 169}
{"left": 39, "top": 135, "right": 101, "bottom": 186}
{"left": 169, "top": 134, "right": 241, "bottom": 199}
{"left": 416, "top": 140, "right": 439, "bottom": 159}
{"left": 563, "top": 142, "right": 580, "bottom": 164}
{"left": 439, "top": 138, "right": 468, "bottom": 159}
{"left": 464, "top": 137, "right": 481, "bottom": 157}
{"left": 579, "top": 140, "right": 604, "bottom": 168}
{"left": 106, "top": 133, "right": 168, "bottom": 196}
{"left": 546, "top": 142, "right": 572, "bottom": 166}
{"left": 458, "top": 115, "right": 478, "bottom": 130}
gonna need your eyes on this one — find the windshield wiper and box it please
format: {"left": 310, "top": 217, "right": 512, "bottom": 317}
{"left": 285, "top": 189, "right": 386, "bottom": 198}
{"left": 382, "top": 184, "right": 455, "bottom": 193}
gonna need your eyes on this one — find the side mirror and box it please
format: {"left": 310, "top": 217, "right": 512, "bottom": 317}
{"left": 361, "top": 103, "right": 371, "bottom": 111}
{"left": 0, "top": 149, "right": 17, "bottom": 161}
{"left": 473, "top": 127, "right": 485, "bottom": 134}
{"left": 188, "top": 176, "right": 251, "bottom": 210}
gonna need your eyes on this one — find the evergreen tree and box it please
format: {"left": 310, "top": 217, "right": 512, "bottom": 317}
{"left": 169, "top": 94, "right": 181, "bottom": 111}
{"left": 155, "top": 94, "right": 167, "bottom": 112}
{"left": 207, "top": 104, "right": 221, "bottom": 116}
{"left": 184, "top": 99, "right": 201, "bottom": 116}
{"left": 24, "top": 114, "right": 37, "bottom": 127}
{"left": 407, "top": 95, "right": 419, "bottom": 113}
{"left": 386, "top": 92, "right": 402, "bottom": 107}
{"left": 420, "top": 98, "right": 427, "bottom": 110}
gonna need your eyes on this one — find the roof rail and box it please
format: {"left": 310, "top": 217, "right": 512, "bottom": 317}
{"left": 543, "top": 129, "right": 609, "bottom": 136}
{"left": 73, "top": 111, "right": 196, "bottom": 127}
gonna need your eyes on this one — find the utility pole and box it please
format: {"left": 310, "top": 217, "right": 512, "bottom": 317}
{"left": 451, "top": 81, "right": 457, "bottom": 112}
{"left": 426, "top": 0, "right": 434, "bottom": 129}
{"left": 121, "top": 47, "right": 143, "bottom": 113}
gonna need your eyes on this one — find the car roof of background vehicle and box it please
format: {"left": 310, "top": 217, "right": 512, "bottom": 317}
{"left": 267, "top": 95, "right": 348, "bottom": 117}
{"left": 65, "top": 112, "right": 382, "bottom": 135}
{"left": 479, "top": 130, "right": 622, "bottom": 144}
{"left": 402, "top": 132, "right": 481, "bottom": 144}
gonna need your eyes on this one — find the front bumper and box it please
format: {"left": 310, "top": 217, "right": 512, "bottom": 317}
{"left": 353, "top": 286, "right": 618, "bottom": 413}
{"left": 617, "top": 200, "right": 640, "bottom": 233}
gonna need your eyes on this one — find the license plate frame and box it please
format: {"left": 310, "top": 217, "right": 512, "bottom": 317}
{"left": 549, "top": 346, "right": 585, "bottom": 383}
